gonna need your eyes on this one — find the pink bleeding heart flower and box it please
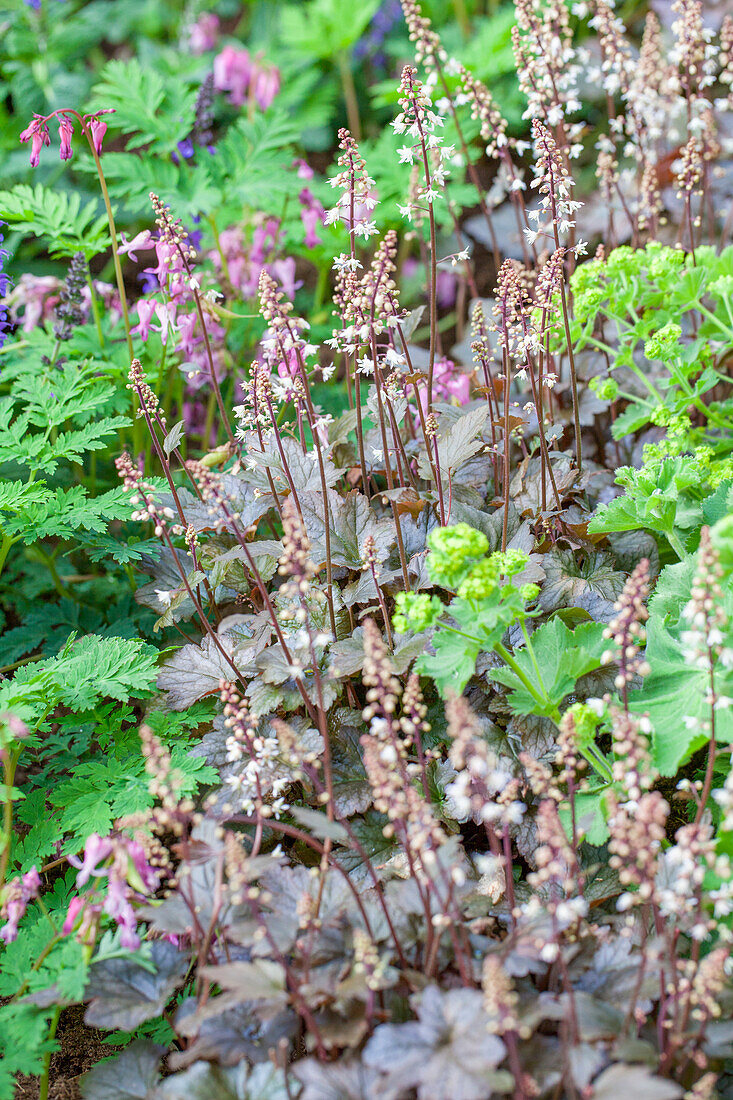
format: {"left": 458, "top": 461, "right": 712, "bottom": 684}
{"left": 154, "top": 300, "right": 178, "bottom": 345}
{"left": 20, "top": 117, "right": 51, "bottom": 167}
{"left": 58, "top": 116, "right": 74, "bottom": 161}
{"left": 252, "top": 65, "right": 279, "bottom": 111}
{"left": 214, "top": 45, "right": 251, "bottom": 107}
{"left": 188, "top": 12, "right": 220, "bottom": 53}
{"left": 62, "top": 895, "right": 86, "bottom": 935}
{"left": 133, "top": 299, "right": 157, "bottom": 342}
{"left": 118, "top": 231, "right": 155, "bottom": 263}
{"left": 301, "top": 206, "right": 323, "bottom": 250}
{"left": 0, "top": 866, "right": 42, "bottom": 944}
{"left": 69, "top": 833, "right": 113, "bottom": 886}
{"left": 88, "top": 118, "right": 107, "bottom": 155}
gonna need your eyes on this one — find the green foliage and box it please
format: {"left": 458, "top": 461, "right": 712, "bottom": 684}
{"left": 490, "top": 618, "right": 607, "bottom": 718}
{"left": 2, "top": 0, "right": 733, "bottom": 1095}
{"left": 0, "top": 183, "right": 110, "bottom": 259}
{"left": 573, "top": 243, "right": 733, "bottom": 469}
{"left": 89, "top": 59, "right": 197, "bottom": 154}
{"left": 588, "top": 456, "right": 720, "bottom": 559}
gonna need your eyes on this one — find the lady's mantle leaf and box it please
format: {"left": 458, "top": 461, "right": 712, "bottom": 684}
{"left": 629, "top": 618, "right": 733, "bottom": 775}
{"left": 491, "top": 619, "right": 607, "bottom": 716}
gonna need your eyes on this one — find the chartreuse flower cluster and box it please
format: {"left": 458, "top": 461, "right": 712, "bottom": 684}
{"left": 573, "top": 242, "right": 733, "bottom": 468}
{"left": 394, "top": 524, "right": 539, "bottom": 695}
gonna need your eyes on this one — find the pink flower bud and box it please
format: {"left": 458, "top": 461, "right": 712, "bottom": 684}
{"left": 62, "top": 895, "right": 85, "bottom": 935}
{"left": 88, "top": 118, "right": 107, "bottom": 155}
{"left": 301, "top": 206, "right": 323, "bottom": 250}
{"left": 58, "top": 117, "right": 74, "bottom": 161}
{"left": 1, "top": 712, "right": 29, "bottom": 740}
{"left": 20, "top": 118, "right": 50, "bottom": 167}
{"left": 188, "top": 12, "right": 220, "bottom": 54}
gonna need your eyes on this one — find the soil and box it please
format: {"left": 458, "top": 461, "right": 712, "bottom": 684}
{"left": 13, "top": 1006, "right": 119, "bottom": 1100}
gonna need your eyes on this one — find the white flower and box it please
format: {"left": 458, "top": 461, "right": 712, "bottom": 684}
{"left": 398, "top": 145, "right": 415, "bottom": 164}
{"left": 155, "top": 589, "right": 173, "bottom": 608}
{"left": 333, "top": 253, "right": 362, "bottom": 273}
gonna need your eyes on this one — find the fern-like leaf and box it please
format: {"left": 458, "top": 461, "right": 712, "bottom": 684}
{"left": 0, "top": 184, "right": 109, "bottom": 258}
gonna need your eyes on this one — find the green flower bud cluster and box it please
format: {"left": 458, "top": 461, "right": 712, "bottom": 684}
{"left": 563, "top": 702, "right": 600, "bottom": 749}
{"left": 426, "top": 523, "right": 490, "bottom": 589}
{"left": 644, "top": 322, "right": 682, "bottom": 363}
{"left": 455, "top": 549, "right": 529, "bottom": 601}
{"left": 393, "top": 592, "right": 443, "bottom": 634}
{"left": 644, "top": 243, "right": 684, "bottom": 280}
{"left": 589, "top": 376, "right": 619, "bottom": 402}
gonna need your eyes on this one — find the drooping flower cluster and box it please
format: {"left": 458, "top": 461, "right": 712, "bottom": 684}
{"left": 213, "top": 44, "right": 280, "bottom": 110}
{"left": 62, "top": 832, "right": 160, "bottom": 950}
{"left": 208, "top": 219, "right": 297, "bottom": 302}
{"left": 0, "top": 867, "right": 41, "bottom": 944}
{"left": 133, "top": 193, "right": 227, "bottom": 385}
{"left": 19, "top": 108, "right": 112, "bottom": 167}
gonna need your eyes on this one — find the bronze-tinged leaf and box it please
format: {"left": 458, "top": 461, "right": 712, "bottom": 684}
{"left": 84, "top": 942, "right": 188, "bottom": 1031}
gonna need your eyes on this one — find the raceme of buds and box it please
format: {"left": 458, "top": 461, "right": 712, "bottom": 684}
{"left": 325, "top": 128, "right": 379, "bottom": 243}
{"left": 527, "top": 120, "right": 584, "bottom": 247}
{"left": 602, "top": 558, "right": 651, "bottom": 697}
{"left": 400, "top": 0, "right": 444, "bottom": 70}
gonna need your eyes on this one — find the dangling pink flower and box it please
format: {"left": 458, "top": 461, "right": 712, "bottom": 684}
{"left": 214, "top": 45, "right": 251, "bottom": 107}
{"left": 252, "top": 65, "right": 280, "bottom": 110}
{"left": 88, "top": 118, "right": 107, "bottom": 155}
{"left": 126, "top": 839, "right": 160, "bottom": 893}
{"left": 176, "top": 311, "right": 199, "bottom": 357}
{"left": 20, "top": 117, "right": 51, "bottom": 167}
{"left": 277, "top": 346, "right": 300, "bottom": 381}
{"left": 70, "top": 833, "right": 114, "bottom": 886}
{"left": 436, "top": 268, "right": 458, "bottom": 309}
{"left": 270, "top": 257, "right": 299, "bottom": 301}
{"left": 0, "top": 866, "right": 41, "bottom": 944}
{"left": 301, "top": 206, "right": 323, "bottom": 249}
{"left": 118, "top": 230, "right": 155, "bottom": 263}
{"left": 154, "top": 300, "right": 178, "bottom": 345}
{"left": 188, "top": 12, "right": 220, "bottom": 53}
{"left": 133, "top": 299, "right": 157, "bottom": 341}
{"left": 62, "top": 896, "right": 101, "bottom": 945}
{"left": 58, "top": 116, "right": 74, "bottom": 161}
{"left": 62, "top": 895, "right": 85, "bottom": 935}
{"left": 295, "top": 158, "right": 314, "bottom": 181}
